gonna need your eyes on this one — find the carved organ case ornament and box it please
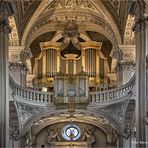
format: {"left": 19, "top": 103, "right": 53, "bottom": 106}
{"left": 33, "top": 21, "right": 109, "bottom": 92}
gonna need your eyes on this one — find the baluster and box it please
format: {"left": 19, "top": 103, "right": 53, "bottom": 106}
{"left": 51, "top": 95, "right": 53, "bottom": 103}
{"left": 48, "top": 94, "right": 51, "bottom": 103}
{"left": 91, "top": 94, "right": 94, "bottom": 102}
{"left": 100, "top": 93, "right": 103, "bottom": 101}
{"left": 118, "top": 90, "right": 120, "bottom": 98}
{"left": 111, "top": 91, "right": 114, "bottom": 100}
{"left": 117, "top": 90, "right": 119, "bottom": 98}
{"left": 115, "top": 91, "right": 117, "bottom": 99}
{"left": 17, "top": 88, "right": 19, "bottom": 96}
{"left": 27, "top": 91, "right": 29, "bottom": 99}
{"left": 39, "top": 94, "right": 41, "bottom": 101}
{"left": 104, "top": 93, "right": 106, "bottom": 101}
{"left": 103, "top": 93, "right": 105, "bottom": 101}
{"left": 29, "top": 92, "right": 31, "bottom": 100}
{"left": 42, "top": 94, "right": 45, "bottom": 102}
{"left": 89, "top": 94, "right": 92, "bottom": 103}
{"left": 28, "top": 91, "right": 31, "bottom": 99}
{"left": 107, "top": 92, "right": 110, "bottom": 101}
{"left": 32, "top": 92, "right": 34, "bottom": 101}
{"left": 21, "top": 89, "right": 23, "bottom": 98}
{"left": 35, "top": 93, "right": 38, "bottom": 101}
{"left": 29, "top": 92, "right": 32, "bottom": 100}
{"left": 44, "top": 94, "right": 47, "bottom": 102}
{"left": 46, "top": 94, "right": 49, "bottom": 102}
{"left": 40, "top": 93, "right": 43, "bottom": 102}
{"left": 121, "top": 89, "right": 123, "bottom": 96}
{"left": 24, "top": 90, "right": 26, "bottom": 98}
{"left": 94, "top": 94, "right": 96, "bottom": 102}
{"left": 96, "top": 93, "right": 99, "bottom": 102}
{"left": 34, "top": 92, "right": 37, "bottom": 101}
{"left": 17, "top": 88, "right": 18, "bottom": 95}
{"left": 108, "top": 92, "right": 112, "bottom": 101}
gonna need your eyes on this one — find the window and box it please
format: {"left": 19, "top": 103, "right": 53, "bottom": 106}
{"left": 62, "top": 124, "right": 81, "bottom": 141}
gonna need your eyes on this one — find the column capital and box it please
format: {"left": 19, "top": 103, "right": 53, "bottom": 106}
{"left": 9, "top": 62, "right": 28, "bottom": 72}
{"left": 133, "top": 15, "right": 148, "bottom": 32}
{"left": 0, "top": 1, "right": 14, "bottom": 33}
{"left": 0, "top": 1, "right": 14, "bottom": 20}
{"left": 115, "top": 61, "right": 135, "bottom": 72}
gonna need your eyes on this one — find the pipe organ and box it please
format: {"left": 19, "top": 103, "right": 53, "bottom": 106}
{"left": 33, "top": 41, "right": 109, "bottom": 91}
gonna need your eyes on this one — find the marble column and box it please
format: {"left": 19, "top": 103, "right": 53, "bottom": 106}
{"left": 0, "top": 1, "right": 14, "bottom": 147}
{"left": 146, "top": 11, "right": 148, "bottom": 148}
{"left": 132, "top": 1, "right": 147, "bottom": 147}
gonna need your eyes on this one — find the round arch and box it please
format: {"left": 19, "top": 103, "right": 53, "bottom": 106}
{"left": 21, "top": 0, "right": 122, "bottom": 46}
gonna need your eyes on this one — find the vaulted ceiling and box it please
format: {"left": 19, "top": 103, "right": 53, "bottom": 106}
{"left": 11, "top": 0, "right": 131, "bottom": 45}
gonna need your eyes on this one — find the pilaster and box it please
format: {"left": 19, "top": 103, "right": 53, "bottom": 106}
{"left": 0, "top": 1, "right": 14, "bottom": 147}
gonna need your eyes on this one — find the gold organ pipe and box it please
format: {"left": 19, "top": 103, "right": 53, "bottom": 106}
{"left": 82, "top": 49, "right": 85, "bottom": 71}
{"left": 66, "top": 60, "right": 68, "bottom": 74}
{"left": 96, "top": 49, "right": 100, "bottom": 83}
{"left": 57, "top": 50, "right": 60, "bottom": 72}
{"left": 51, "top": 49, "right": 53, "bottom": 74}
{"left": 42, "top": 50, "right": 46, "bottom": 76}
{"left": 74, "top": 60, "right": 76, "bottom": 74}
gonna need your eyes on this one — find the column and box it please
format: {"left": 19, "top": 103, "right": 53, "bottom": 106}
{"left": 132, "top": 1, "right": 147, "bottom": 147}
{"left": 0, "top": 1, "right": 14, "bottom": 147}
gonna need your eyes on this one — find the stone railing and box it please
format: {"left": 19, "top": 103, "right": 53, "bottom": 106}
{"left": 9, "top": 76, "right": 54, "bottom": 104}
{"left": 89, "top": 75, "right": 135, "bottom": 103}
{"left": 9, "top": 74, "right": 135, "bottom": 105}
